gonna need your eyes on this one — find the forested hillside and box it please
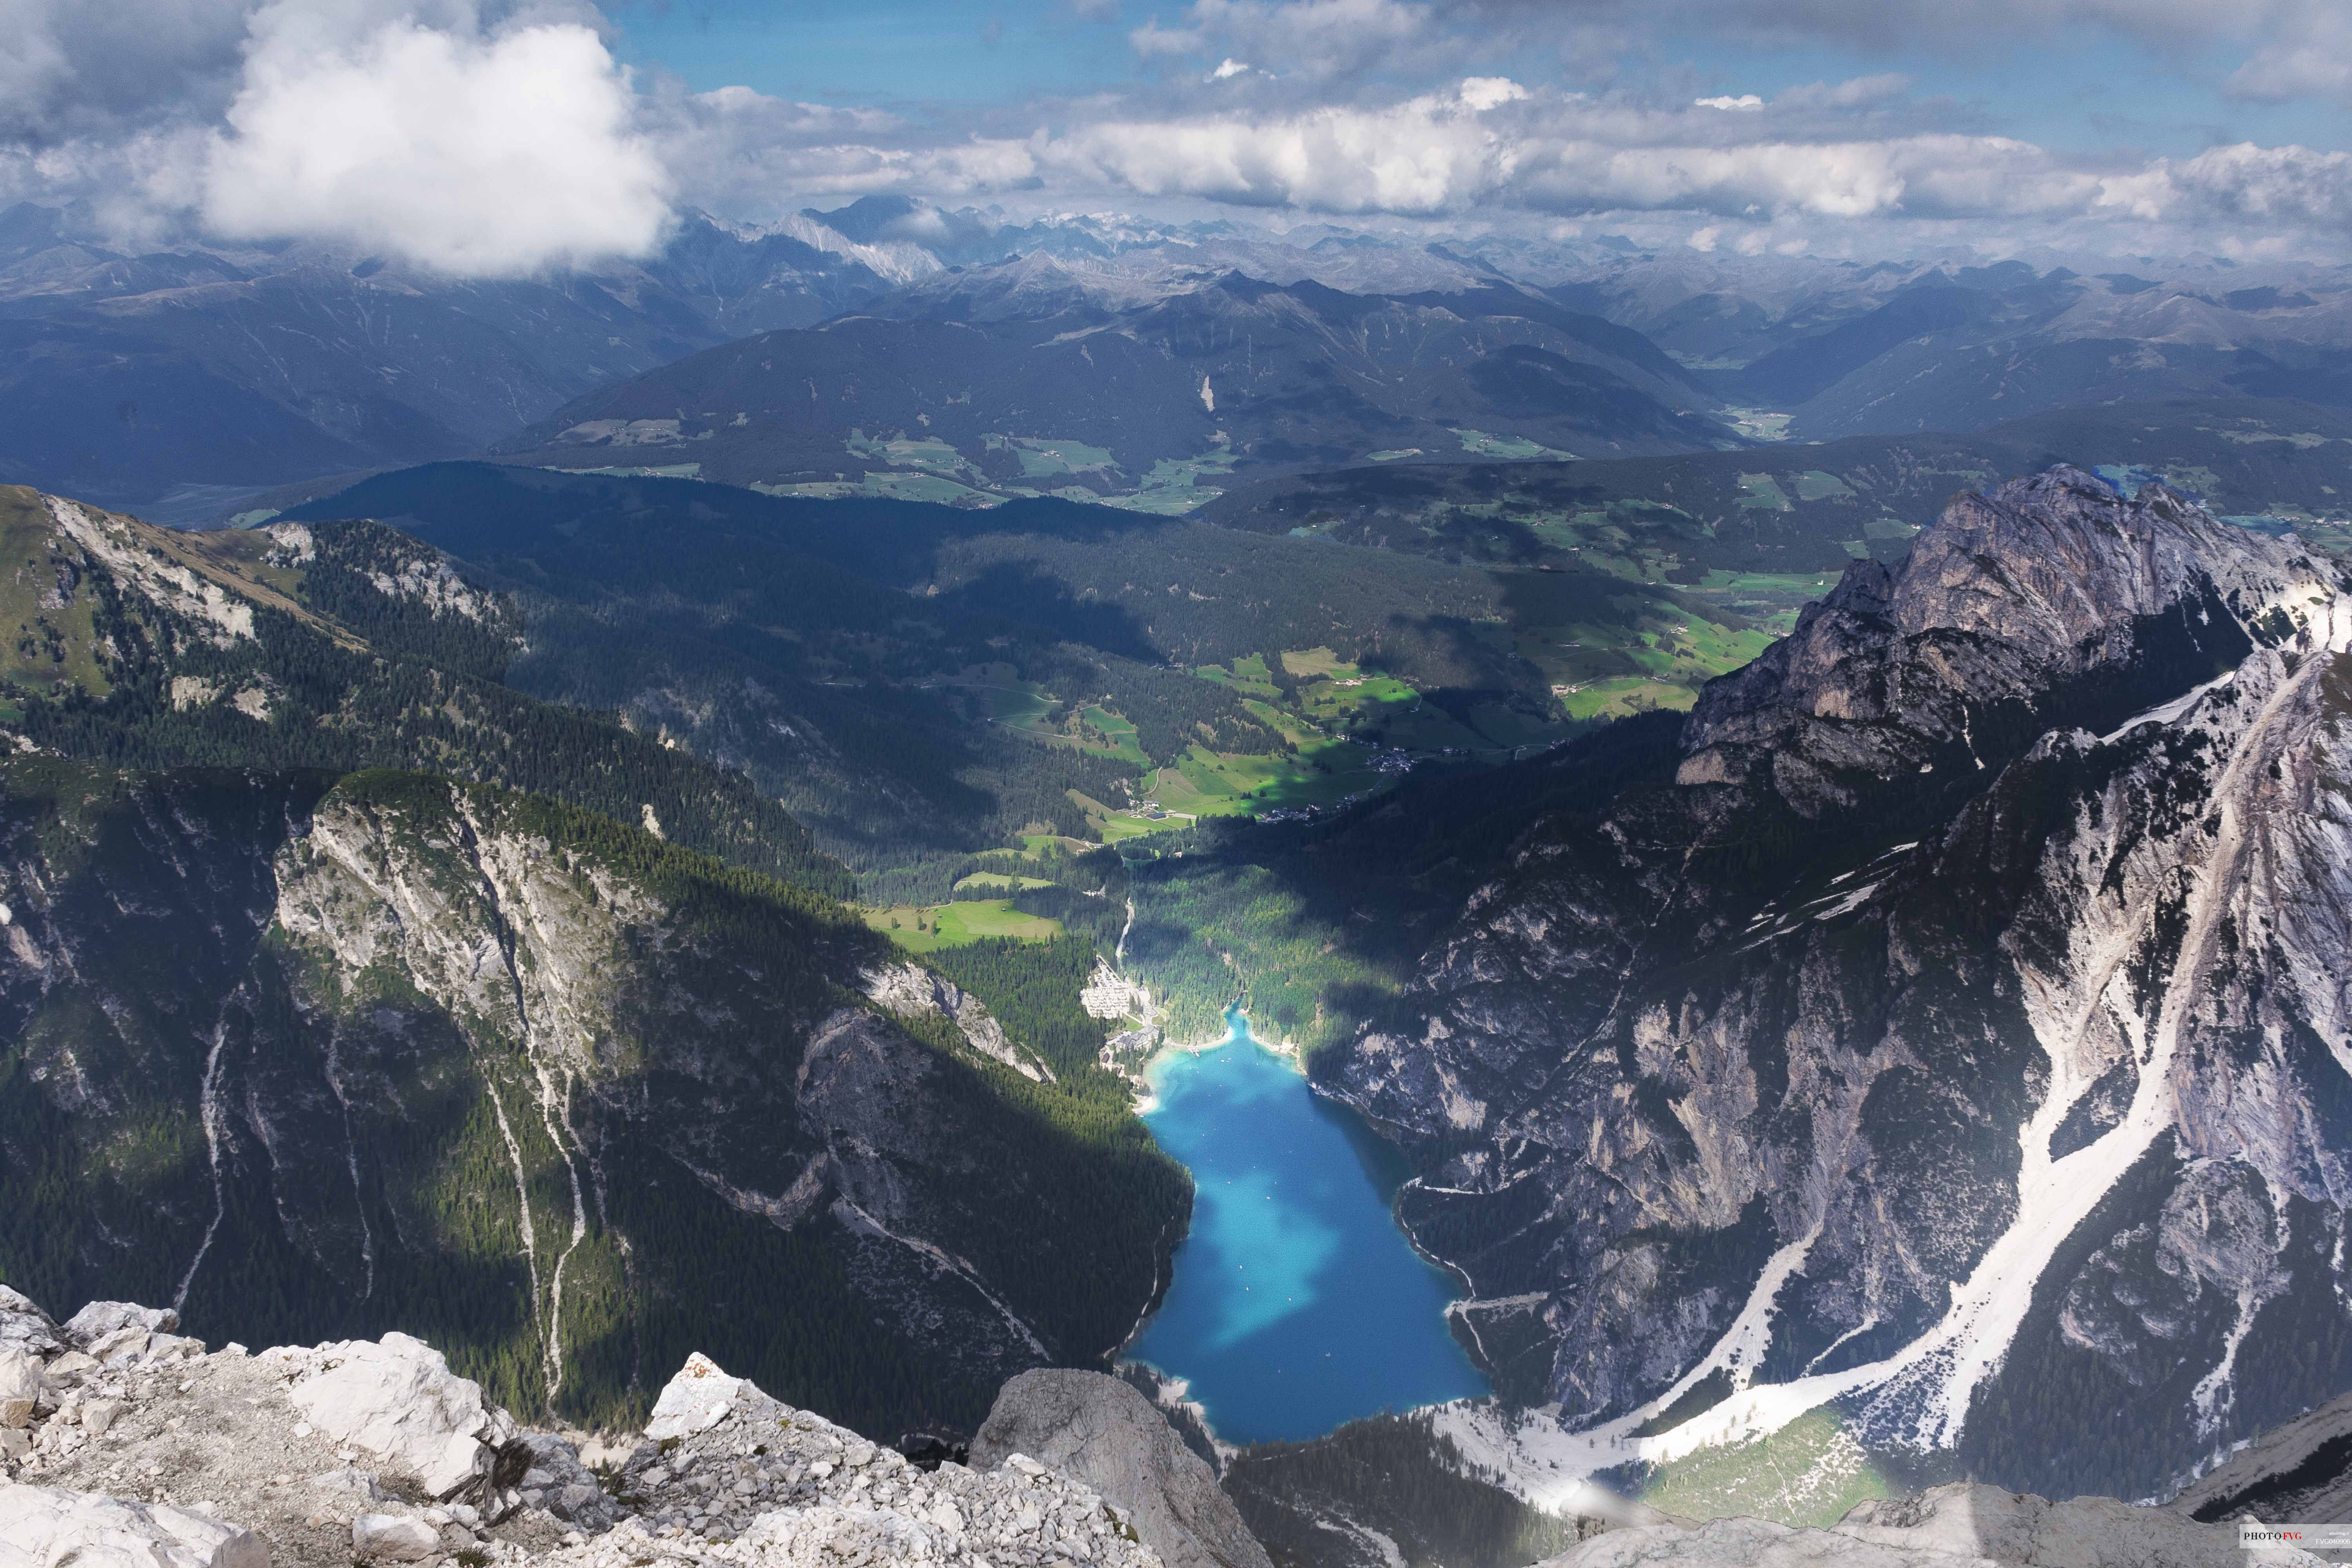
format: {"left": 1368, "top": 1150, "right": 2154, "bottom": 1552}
{"left": 0, "top": 758, "right": 1187, "bottom": 1434}
{"left": 0, "top": 482, "right": 1191, "bottom": 1439}
{"left": 0, "top": 488, "right": 849, "bottom": 897}
{"left": 267, "top": 465, "right": 1581, "bottom": 896}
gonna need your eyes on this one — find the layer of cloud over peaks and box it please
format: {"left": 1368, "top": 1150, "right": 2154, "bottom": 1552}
{"left": 5, "top": 0, "right": 2352, "bottom": 273}
{"left": 976, "top": 86, "right": 2346, "bottom": 233}
{"left": 200, "top": 2, "right": 671, "bottom": 275}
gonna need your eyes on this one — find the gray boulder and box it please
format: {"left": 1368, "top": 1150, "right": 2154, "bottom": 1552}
{"left": 352, "top": 1512, "right": 443, "bottom": 1562}
{"left": 62, "top": 1302, "right": 180, "bottom": 1347}
{"left": 611, "top": 1352, "right": 1162, "bottom": 1566}
{"left": 512, "top": 1429, "right": 624, "bottom": 1531}
{"left": 0, "top": 1286, "right": 62, "bottom": 1357}
{"left": 971, "top": 1369, "right": 1272, "bottom": 1568}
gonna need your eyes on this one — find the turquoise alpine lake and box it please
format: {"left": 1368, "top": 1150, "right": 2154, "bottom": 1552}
{"left": 1127, "top": 1008, "right": 1488, "bottom": 1443}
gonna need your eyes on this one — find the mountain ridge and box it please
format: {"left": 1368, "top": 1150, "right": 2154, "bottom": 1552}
{"left": 1310, "top": 467, "right": 2352, "bottom": 1499}
{"left": 0, "top": 478, "right": 1191, "bottom": 1439}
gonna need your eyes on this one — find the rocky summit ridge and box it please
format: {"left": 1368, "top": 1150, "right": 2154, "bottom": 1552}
{"left": 4, "top": 1281, "right": 2342, "bottom": 1568}
{"left": 0, "top": 1284, "right": 1220, "bottom": 1568}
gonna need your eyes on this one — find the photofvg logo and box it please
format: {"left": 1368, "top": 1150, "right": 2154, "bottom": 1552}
{"left": 2241, "top": 1522, "right": 2352, "bottom": 1550}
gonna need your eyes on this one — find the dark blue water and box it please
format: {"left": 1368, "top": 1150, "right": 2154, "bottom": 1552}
{"left": 1128, "top": 1008, "right": 1488, "bottom": 1442}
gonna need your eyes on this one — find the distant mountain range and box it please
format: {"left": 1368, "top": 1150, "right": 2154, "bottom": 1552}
{"left": 488, "top": 271, "right": 1731, "bottom": 504}
{"left": 0, "top": 203, "right": 913, "bottom": 514}
{"left": 10, "top": 193, "right": 2352, "bottom": 527}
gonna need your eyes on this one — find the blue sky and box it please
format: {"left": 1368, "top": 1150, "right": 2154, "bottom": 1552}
{"left": 605, "top": 0, "right": 2345, "bottom": 158}
{"left": 607, "top": 2, "right": 1137, "bottom": 106}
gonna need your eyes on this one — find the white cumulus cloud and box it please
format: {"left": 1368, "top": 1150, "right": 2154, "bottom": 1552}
{"left": 200, "top": 2, "right": 671, "bottom": 275}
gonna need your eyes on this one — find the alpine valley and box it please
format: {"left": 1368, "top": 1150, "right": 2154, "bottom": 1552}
{"left": 8, "top": 194, "right": 2352, "bottom": 1568}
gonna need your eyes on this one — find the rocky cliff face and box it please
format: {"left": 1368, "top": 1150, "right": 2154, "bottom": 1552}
{"left": 1327, "top": 468, "right": 2352, "bottom": 1499}
{"left": 0, "top": 759, "right": 1183, "bottom": 1437}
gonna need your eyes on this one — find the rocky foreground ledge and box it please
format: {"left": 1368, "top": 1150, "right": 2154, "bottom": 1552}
{"left": 0, "top": 1286, "right": 1248, "bottom": 1568}
{"left": 2, "top": 1280, "right": 2340, "bottom": 1568}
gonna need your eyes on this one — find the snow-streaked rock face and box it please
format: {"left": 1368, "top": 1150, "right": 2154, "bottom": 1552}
{"left": 1329, "top": 468, "right": 2352, "bottom": 1500}
{"left": 2171, "top": 1379, "right": 2352, "bottom": 1524}
{"left": 1681, "top": 466, "right": 2344, "bottom": 817}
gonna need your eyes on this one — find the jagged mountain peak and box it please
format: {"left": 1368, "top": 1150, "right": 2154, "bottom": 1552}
{"left": 1329, "top": 460, "right": 2352, "bottom": 1503}
{"left": 1679, "top": 465, "right": 2349, "bottom": 814}
{"left": 1884, "top": 465, "right": 2319, "bottom": 645}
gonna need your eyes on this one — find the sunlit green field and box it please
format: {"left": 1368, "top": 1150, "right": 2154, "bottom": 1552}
{"left": 863, "top": 897, "right": 1064, "bottom": 951}
{"left": 954, "top": 871, "right": 1056, "bottom": 892}
{"left": 764, "top": 432, "right": 1241, "bottom": 514}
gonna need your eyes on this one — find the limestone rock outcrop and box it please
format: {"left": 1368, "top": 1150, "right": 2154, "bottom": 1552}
{"left": 0, "top": 1290, "right": 556, "bottom": 1566}
{"left": 599, "top": 1351, "right": 1160, "bottom": 1567}
{"left": 971, "top": 1370, "right": 1270, "bottom": 1568}
{"left": 276, "top": 1334, "right": 522, "bottom": 1504}
{"left": 0, "top": 1290, "right": 1171, "bottom": 1568}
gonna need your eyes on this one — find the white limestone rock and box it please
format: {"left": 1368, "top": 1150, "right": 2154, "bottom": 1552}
{"left": 644, "top": 1354, "right": 748, "bottom": 1442}
{"left": 63, "top": 1302, "right": 180, "bottom": 1347}
{"left": 271, "top": 1332, "right": 516, "bottom": 1500}
{"left": 607, "top": 1353, "right": 1161, "bottom": 1568}
{"left": 0, "top": 1485, "right": 268, "bottom": 1568}
{"left": 351, "top": 1512, "right": 441, "bottom": 1562}
{"left": 0, "top": 1347, "right": 41, "bottom": 1428}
